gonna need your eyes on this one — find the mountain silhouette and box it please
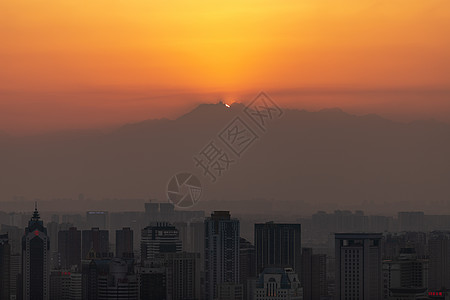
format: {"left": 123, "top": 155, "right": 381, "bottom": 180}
{"left": 1, "top": 102, "right": 449, "bottom": 214}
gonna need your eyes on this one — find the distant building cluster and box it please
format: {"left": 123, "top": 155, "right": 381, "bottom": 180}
{"left": 2, "top": 205, "right": 450, "bottom": 299}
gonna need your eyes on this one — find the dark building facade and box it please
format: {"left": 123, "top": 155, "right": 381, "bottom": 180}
{"left": 335, "top": 233, "right": 382, "bottom": 300}
{"left": 116, "top": 227, "right": 133, "bottom": 258}
{"left": 428, "top": 231, "right": 450, "bottom": 291}
{"left": 81, "top": 228, "right": 109, "bottom": 259}
{"left": 255, "top": 222, "right": 302, "bottom": 276}
{"left": 204, "top": 211, "right": 240, "bottom": 300}
{"left": 58, "top": 227, "right": 82, "bottom": 270}
{"left": 0, "top": 234, "right": 11, "bottom": 300}
{"left": 81, "top": 258, "right": 110, "bottom": 300}
{"left": 139, "top": 260, "right": 167, "bottom": 300}
{"left": 22, "top": 204, "right": 50, "bottom": 300}
{"left": 240, "top": 237, "right": 256, "bottom": 298}
{"left": 140, "top": 223, "right": 182, "bottom": 261}
{"left": 301, "top": 248, "right": 327, "bottom": 300}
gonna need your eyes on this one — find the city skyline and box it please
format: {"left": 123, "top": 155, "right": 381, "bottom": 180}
{"left": 1, "top": 0, "right": 449, "bottom": 299}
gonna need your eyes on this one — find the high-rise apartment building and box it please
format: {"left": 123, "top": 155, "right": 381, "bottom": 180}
{"left": 163, "top": 252, "right": 201, "bottom": 300}
{"left": 240, "top": 237, "right": 256, "bottom": 299}
{"left": 204, "top": 211, "right": 240, "bottom": 300}
{"left": 255, "top": 222, "right": 302, "bottom": 276}
{"left": 335, "top": 233, "right": 382, "bottom": 300}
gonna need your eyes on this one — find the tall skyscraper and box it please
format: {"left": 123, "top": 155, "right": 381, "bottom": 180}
{"left": 47, "top": 221, "right": 59, "bottom": 269}
{"left": 255, "top": 222, "right": 302, "bottom": 276}
{"left": 139, "top": 260, "right": 167, "bottom": 300}
{"left": 204, "top": 211, "right": 240, "bottom": 300}
{"left": 240, "top": 238, "right": 256, "bottom": 299}
{"left": 163, "top": 252, "right": 201, "bottom": 300}
{"left": 0, "top": 234, "right": 11, "bottom": 300}
{"left": 116, "top": 227, "right": 133, "bottom": 258}
{"left": 428, "top": 231, "right": 450, "bottom": 290}
{"left": 22, "top": 204, "right": 50, "bottom": 300}
{"left": 10, "top": 253, "right": 21, "bottom": 299}
{"left": 58, "top": 227, "right": 82, "bottom": 270}
{"left": 81, "top": 228, "right": 109, "bottom": 259}
{"left": 335, "top": 233, "right": 382, "bottom": 300}
{"left": 301, "top": 248, "right": 327, "bottom": 300}
{"left": 140, "top": 222, "right": 182, "bottom": 261}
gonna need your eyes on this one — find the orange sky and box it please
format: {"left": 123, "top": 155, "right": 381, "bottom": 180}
{"left": 1, "top": 0, "right": 450, "bottom": 134}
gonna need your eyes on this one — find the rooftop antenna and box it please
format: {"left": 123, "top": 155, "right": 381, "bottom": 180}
{"left": 32, "top": 201, "right": 40, "bottom": 220}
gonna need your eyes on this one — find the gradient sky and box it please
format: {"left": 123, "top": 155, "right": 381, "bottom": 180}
{"left": 1, "top": 0, "right": 450, "bottom": 134}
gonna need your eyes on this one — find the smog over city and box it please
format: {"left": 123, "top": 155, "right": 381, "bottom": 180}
{"left": 1, "top": 1, "right": 450, "bottom": 300}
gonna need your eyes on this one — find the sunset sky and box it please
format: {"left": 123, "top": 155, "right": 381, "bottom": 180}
{"left": 1, "top": 0, "right": 450, "bottom": 134}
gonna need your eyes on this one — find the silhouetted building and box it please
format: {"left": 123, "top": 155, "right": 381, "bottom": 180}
{"left": 163, "top": 252, "right": 201, "bottom": 300}
{"left": 0, "top": 234, "right": 11, "bottom": 300}
{"left": 10, "top": 253, "right": 21, "bottom": 299}
{"left": 140, "top": 223, "right": 182, "bottom": 261}
{"left": 116, "top": 227, "right": 133, "bottom": 258}
{"left": 382, "top": 248, "right": 428, "bottom": 299}
{"left": 22, "top": 204, "right": 50, "bottom": 300}
{"left": 335, "top": 233, "right": 382, "bottom": 300}
{"left": 82, "top": 258, "right": 110, "bottom": 300}
{"left": 240, "top": 238, "right": 256, "bottom": 299}
{"left": 97, "top": 258, "right": 138, "bottom": 299}
{"left": 82, "top": 228, "right": 109, "bottom": 259}
{"left": 1, "top": 224, "right": 23, "bottom": 255}
{"left": 255, "top": 222, "right": 302, "bottom": 275}
{"left": 47, "top": 221, "right": 59, "bottom": 269}
{"left": 139, "top": 260, "right": 167, "bottom": 300}
{"left": 58, "top": 227, "right": 81, "bottom": 270}
{"left": 255, "top": 267, "right": 303, "bottom": 300}
{"left": 428, "top": 231, "right": 450, "bottom": 291}
{"left": 49, "top": 270, "right": 72, "bottom": 300}
{"left": 205, "top": 211, "right": 240, "bottom": 300}
{"left": 301, "top": 248, "right": 327, "bottom": 300}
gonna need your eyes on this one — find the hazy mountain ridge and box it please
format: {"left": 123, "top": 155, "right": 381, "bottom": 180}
{"left": 1, "top": 103, "right": 449, "bottom": 213}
